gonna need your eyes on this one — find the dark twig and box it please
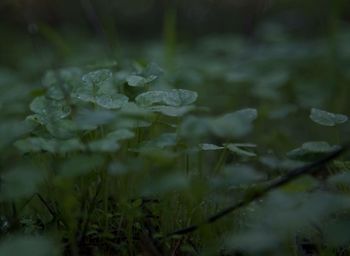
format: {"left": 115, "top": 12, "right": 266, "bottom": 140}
{"left": 165, "top": 143, "right": 349, "bottom": 238}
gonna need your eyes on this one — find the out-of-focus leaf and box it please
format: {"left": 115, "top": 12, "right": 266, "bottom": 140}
{"left": 0, "top": 235, "right": 59, "bottom": 256}
{"left": 178, "top": 116, "right": 211, "bottom": 140}
{"left": 74, "top": 109, "right": 116, "bottom": 130}
{"left": 0, "top": 120, "right": 32, "bottom": 150}
{"left": 148, "top": 105, "right": 195, "bottom": 117}
{"left": 126, "top": 62, "right": 162, "bottom": 87}
{"left": 15, "top": 138, "right": 85, "bottom": 153}
{"left": 0, "top": 165, "right": 44, "bottom": 201}
{"left": 140, "top": 133, "right": 177, "bottom": 149}
{"left": 30, "top": 96, "right": 71, "bottom": 120}
{"left": 46, "top": 119, "right": 77, "bottom": 139}
{"left": 198, "top": 143, "right": 224, "bottom": 151}
{"left": 59, "top": 154, "right": 105, "bottom": 177}
{"left": 88, "top": 139, "right": 120, "bottom": 152}
{"left": 287, "top": 141, "right": 340, "bottom": 161}
{"left": 135, "top": 89, "right": 198, "bottom": 107}
{"left": 223, "top": 164, "right": 263, "bottom": 187}
{"left": 108, "top": 161, "right": 129, "bottom": 176}
{"left": 210, "top": 108, "right": 258, "bottom": 138}
{"left": 310, "top": 108, "right": 348, "bottom": 126}
{"left": 106, "top": 129, "right": 135, "bottom": 141}
{"left": 225, "top": 230, "right": 279, "bottom": 253}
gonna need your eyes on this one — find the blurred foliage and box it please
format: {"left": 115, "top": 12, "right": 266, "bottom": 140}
{"left": 1, "top": 1, "right": 350, "bottom": 255}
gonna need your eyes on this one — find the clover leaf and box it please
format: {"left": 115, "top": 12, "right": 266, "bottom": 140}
{"left": 210, "top": 108, "right": 258, "bottom": 138}
{"left": 199, "top": 143, "right": 224, "bottom": 151}
{"left": 287, "top": 141, "right": 341, "bottom": 161}
{"left": 310, "top": 108, "right": 348, "bottom": 127}
{"left": 135, "top": 89, "right": 198, "bottom": 107}
{"left": 30, "top": 96, "right": 71, "bottom": 121}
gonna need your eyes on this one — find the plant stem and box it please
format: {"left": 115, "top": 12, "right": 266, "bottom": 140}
{"left": 213, "top": 148, "right": 227, "bottom": 175}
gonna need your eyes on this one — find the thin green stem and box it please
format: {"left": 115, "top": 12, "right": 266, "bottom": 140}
{"left": 213, "top": 148, "right": 227, "bottom": 175}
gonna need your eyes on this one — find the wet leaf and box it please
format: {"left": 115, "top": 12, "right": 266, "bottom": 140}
{"left": 287, "top": 141, "right": 340, "bottom": 161}
{"left": 310, "top": 108, "right": 348, "bottom": 126}
{"left": 30, "top": 96, "right": 71, "bottom": 120}
{"left": 82, "top": 69, "right": 112, "bottom": 86}
{"left": 135, "top": 89, "right": 198, "bottom": 107}
{"left": 95, "top": 93, "right": 128, "bottom": 109}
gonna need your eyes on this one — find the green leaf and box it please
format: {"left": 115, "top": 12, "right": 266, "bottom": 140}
{"left": 43, "top": 67, "right": 82, "bottom": 100}
{"left": 327, "top": 170, "right": 350, "bottom": 189}
{"left": 82, "top": 69, "right": 112, "bottom": 86}
{"left": 0, "top": 165, "right": 44, "bottom": 201}
{"left": 198, "top": 143, "right": 224, "bottom": 151}
{"left": 135, "top": 89, "right": 198, "bottom": 107}
{"left": 223, "top": 164, "right": 263, "bottom": 186}
{"left": 14, "top": 137, "right": 55, "bottom": 153}
{"left": 73, "top": 69, "right": 128, "bottom": 109}
{"left": 56, "top": 139, "right": 85, "bottom": 153}
{"left": 126, "top": 75, "right": 147, "bottom": 87}
{"left": 0, "top": 235, "right": 59, "bottom": 256}
{"left": 119, "top": 102, "right": 152, "bottom": 117}
{"left": 143, "top": 62, "right": 163, "bottom": 78}
{"left": 287, "top": 141, "right": 340, "bottom": 161}
{"left": 95, "top": 93, "right": 128, "bottom": 109}
{"left": 310, "top": 108, "right": 348, "bottom": 126}
{"left": 139, "top": 133, "right": 177, "bottom": 150}
{"left": 225, "top": 230, "right": 279, "bottom": 253}
{"left": 15, "top": 138, "right": 85, "bottom": 153}
{"left": 108, "top": 161, "right": 129, "bottom": 176}
{"left": 46, "top": 119, "right": 77, "bottom": 139}
{"left": 226, "top": 143, "right": 257, "bottom": 157}
{"left": 59, "top": 154, "right": 105, "bottom": 177}
{"left": 0, "top": 120, "right": 32, "bottom": 150}
{"left": 74, "top": 109, "right": 116, "bottom": 130}
{"left": 106, "top": 129, "right": 135, "bottom": 141}
{"left": 30, "top": 96, "right": 71, "bottom": 120}
{"left": 148, "top": 105, "right": 195, "bottom": 117}
{"left": 126, "top": 62, "right": 163, "bottom": 87}
{"left": 210, "top": 108, "right": 258, "bottom": 138}
{"left": 88, "top": 139, "right": 120, "bottom": 152}
{"left": 178, "top": 116, "right": 211, "bottom": 140}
